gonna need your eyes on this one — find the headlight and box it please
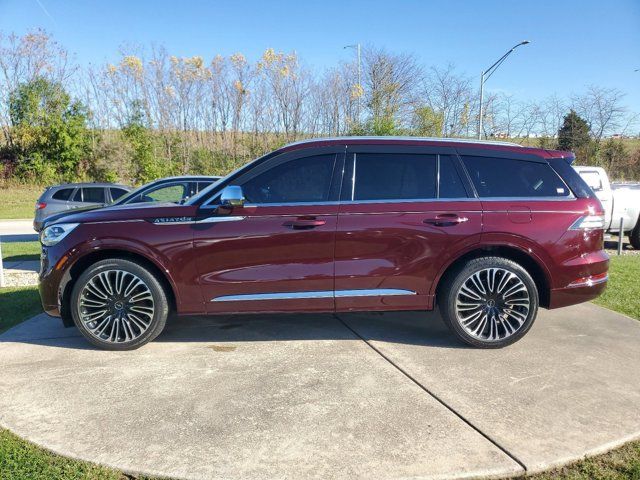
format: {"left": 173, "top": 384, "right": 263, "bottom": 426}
{"left": 40, "top": 223, "right": 79, "bottom": 246}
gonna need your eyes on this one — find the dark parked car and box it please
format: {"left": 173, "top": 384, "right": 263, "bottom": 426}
{"left": 113, "top": 175, "right": 221, "bottom": 206}
{"left": 38, "top": 137, "right": 608, "bottom": 350}
{"left": 37, "top": 176, "right": 221, "bottom": 232}
{"left": 34, "top": 183, "right": 131, "bottom": 231}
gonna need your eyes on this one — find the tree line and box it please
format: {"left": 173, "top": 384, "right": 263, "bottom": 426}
{"left": 0, "top": 29, "right": 638, "bottom": 185}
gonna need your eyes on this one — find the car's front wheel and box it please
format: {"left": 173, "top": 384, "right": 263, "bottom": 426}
{"left": 71, "top": 258, "right": 169, "bottom": 350}
{"left": 439, "top": 256, "right": 539, "bottom": 348}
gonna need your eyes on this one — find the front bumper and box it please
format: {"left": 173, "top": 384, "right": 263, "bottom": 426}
{"left": 38, "top": 244, "right": 74, "bottom": 324}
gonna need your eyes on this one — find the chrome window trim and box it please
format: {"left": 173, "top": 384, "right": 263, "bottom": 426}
{"left": 197, "top": 196, "right": 577, "bottom": 209}
{"left": 86, "top": 219, "right": 145, "bottom": 225}
{"left": 212, "top": 288, "right": 416, "bottom": 302}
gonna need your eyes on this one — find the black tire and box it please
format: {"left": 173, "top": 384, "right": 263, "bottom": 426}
{"left": 629, "top": 221, "right": 640, "bottom": 250}
{"left": 71, "top": 258, "right": 169, "bottom": 350}
{"left": 439, "top": 256, "right": 539, "bottom": 348}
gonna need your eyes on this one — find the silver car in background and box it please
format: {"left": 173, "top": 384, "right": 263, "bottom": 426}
{"left": 34, "top": 183, "right": 131, "bottom": 231}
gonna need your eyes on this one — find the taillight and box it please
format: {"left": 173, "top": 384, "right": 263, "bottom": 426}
{"left": 569, "top": 214, "right": 605, "bottom": 230}
{"left": 35, "top": 202, "right": 47, "bottom": 210}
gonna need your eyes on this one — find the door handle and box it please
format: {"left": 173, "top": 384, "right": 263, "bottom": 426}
{"left": 283, "top": 217, "right": 327, "bottom": 230}
{"left": 423, "top": 214, "right": 469, "bottom": 227}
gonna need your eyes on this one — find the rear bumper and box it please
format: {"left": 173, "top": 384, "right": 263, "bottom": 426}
{"left": 549, "top": 276, "right": 608, "bottom": 309}
{"left": 548, "top": 250, "right": 609, "bottom": 309}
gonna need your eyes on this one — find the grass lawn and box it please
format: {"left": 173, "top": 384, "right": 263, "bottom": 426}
{"left": 0, "top": 286, "right": 42, "bottom": 334}
{"left": 1, "top": 241, "right": 41, "bottom": 262}
{"left": 522, "top": 441, "right": 640, "bottom": 479}
{"left": 0, "top": 185, "right": 42, "bottom": 220}
{"left": 0, "top": 255, "right": 639, "bottom": 479}
{"left": 593, "top": 255, "right": 640, "bottom": 320}
{"left": 0, "top": 429, "right": 152, "bottom": 480}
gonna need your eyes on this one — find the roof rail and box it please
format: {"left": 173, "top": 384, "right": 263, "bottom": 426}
{"left": 284, "top": 136, "right": 524, "bottom": 148}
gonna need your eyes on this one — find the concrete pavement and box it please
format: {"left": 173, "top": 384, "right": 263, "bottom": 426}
{"left": 0, "top": 220, "right": 37, "bottom": 238}
{"left": 1, "top": 304, "right": 639, "bottom": 479}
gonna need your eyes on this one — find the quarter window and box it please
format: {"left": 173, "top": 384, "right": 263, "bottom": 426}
{"left": 352, "top": 153, "right": 436, "bottom": 201}
{"left": 110, "top": 188, "right": 129, "bottom": 201}
{"left": 461, "top": 156, "right": 570, "bottom": 198}
{"left": 51, "top": 188, "right": 74, "bottom": 201}
{"left": 242, "top": 154, "right": 335, "bottom": 204}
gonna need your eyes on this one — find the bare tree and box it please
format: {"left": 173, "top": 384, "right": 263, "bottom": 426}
{"left": 572, "top": 86, "right": 627, "bottom": 141}
{"left": 421, "top": 64, "right": 474, "bottom": 137}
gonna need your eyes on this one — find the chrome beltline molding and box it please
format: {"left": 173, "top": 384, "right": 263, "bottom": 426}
{"left": 212, "top": 288, "right": 416, "bottom": 302}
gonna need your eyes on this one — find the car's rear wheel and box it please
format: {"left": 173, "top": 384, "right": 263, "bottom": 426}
{"left": 71, "top": 258, "right": 169, "bottom": 350}
{"left": 439, "top": 256, "right": 539, "bottom": 348}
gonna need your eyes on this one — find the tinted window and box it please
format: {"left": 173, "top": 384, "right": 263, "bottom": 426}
{"left": 439, "top": 156, "right": 467, "bottom": 198}
{"left": 242, "top": 154, "right": 335, "bottom": 204}
{"left": 82, "top": 188, "right": 106, "bottom": 203}
{"left": 461, "top": 156, "right": 570, "bottom": 198}
{"left": 144, "top": 183, "right": 187, "bottom": 203}
{"left": 352, "top": 153, "right": 436, "bottom": 201}
{"left": 197, "top": 181, "right": 213, "bottom": 193}
{"left": 72, "top": 189, "right": 82, "bottom": 202}
{"left": 110, "top": 188, "right": 128, "bottom": 201}
{"left": 51, "top": 188, "right": 73, "bottom": 201}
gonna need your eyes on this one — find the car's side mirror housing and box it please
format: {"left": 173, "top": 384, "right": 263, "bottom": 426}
{"left": 220, "top": 185, "right": 245, "bottom": 208}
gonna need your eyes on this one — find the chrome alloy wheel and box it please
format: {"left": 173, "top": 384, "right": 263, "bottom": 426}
{"left": 78, "top": 269, "right": 155, "bottom": 344}
{"left": 454, "top": 267, "right": 530, "bottom": 342}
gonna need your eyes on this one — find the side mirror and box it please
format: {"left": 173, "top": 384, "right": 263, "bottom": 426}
{"left": 220, "top": 185, "right": 245, "bottom": 208}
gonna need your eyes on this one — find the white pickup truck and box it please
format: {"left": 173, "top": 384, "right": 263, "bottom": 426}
{"left": 574, "top": 166, "right": 640, "bottom": 249}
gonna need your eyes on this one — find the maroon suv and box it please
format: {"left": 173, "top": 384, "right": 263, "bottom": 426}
{"left": 39, "top": 137, "right": 608, "bottom": 350}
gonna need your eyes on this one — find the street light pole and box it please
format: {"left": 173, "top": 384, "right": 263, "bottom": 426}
{"left": 344, "top": 43, "right": 362, "bottom": 124}
{"left": 477, "top": 40, "right": 530, "bottom": 140}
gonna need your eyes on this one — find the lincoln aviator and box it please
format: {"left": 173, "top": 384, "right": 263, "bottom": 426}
{"left": 38, "top": 137, "right": 608, "bottom": 350}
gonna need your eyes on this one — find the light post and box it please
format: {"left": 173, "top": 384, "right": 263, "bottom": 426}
{"left": 344, "top": 43, "right": 362, "bottom": 124}
{"left": 478, "top": 40, "right": 530, "bottom": 139}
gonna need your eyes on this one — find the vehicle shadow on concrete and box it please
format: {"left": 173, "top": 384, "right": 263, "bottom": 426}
{"left": 0, "top": 310, "right": 467, "bottom": 350}
{"left": 156, "top": 309, "right": 466, "bottom": 349}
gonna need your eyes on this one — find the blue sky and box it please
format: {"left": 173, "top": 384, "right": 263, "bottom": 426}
{"left": 1, "top": 0, "right": 639, "bottom": 112}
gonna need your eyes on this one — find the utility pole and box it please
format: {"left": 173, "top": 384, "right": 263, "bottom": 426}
{"left": 478, "top": 40, "right": 531, "bottom": 139}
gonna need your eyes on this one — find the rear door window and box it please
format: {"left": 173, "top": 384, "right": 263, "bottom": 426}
{"left": 51, "top": 188, "right": 74, "bottom": 201}
{"left": 461, "top": 156, "right": 570, "bottom": 198}
{"left": 439, "top": 156, "right": 468, "bottom": 198}
{"left": 82, "top": 187, "right": 106, "bottom": 203}
{"left": 350, "top": 153, "right": 437, "bottom": 201}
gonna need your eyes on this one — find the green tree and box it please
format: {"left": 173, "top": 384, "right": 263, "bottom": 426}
{"left": 557, "top": 110, "right": 591, "bottom": 153}
{"left": 9, "top": 77, "right": 90, "bottom": 182}
{"left": 123, "top": 102, "right": 163, "bottom": 184}
{"left": 413, "top": 106, "right": 444, "bottom": 137}
{"left": 601, "top": 139, "right": 627, "bottom": 174}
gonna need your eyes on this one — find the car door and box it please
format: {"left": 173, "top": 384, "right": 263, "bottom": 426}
{"left": 334, "top": 145, "right": 482, "bottom": 312}
{"left": 193, "top": 146, "right": 344, "bottom": 314}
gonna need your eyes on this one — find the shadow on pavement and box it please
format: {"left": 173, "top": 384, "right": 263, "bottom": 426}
{"left": 0, "top": 310, "right": 466, "bottom": 350}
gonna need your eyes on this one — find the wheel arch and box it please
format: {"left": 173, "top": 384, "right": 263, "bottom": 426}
{"left": 60, "top": 249, "right": 177, "bottom": 326}
{"left": 434, "top": 244, "right": 552, "bottom": 308}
